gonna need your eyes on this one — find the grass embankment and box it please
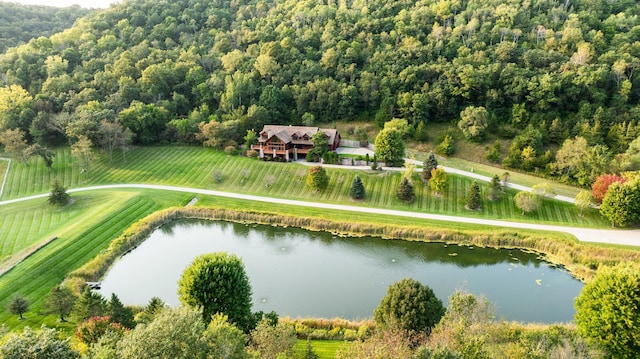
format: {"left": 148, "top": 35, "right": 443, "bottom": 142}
{"left": 0, "top": 190, "right": 193, "bottom": 331}
{"left": 0, "top": 147, "right": 608, "bottom": 228}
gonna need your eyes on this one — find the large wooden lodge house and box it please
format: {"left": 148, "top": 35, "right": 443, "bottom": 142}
{"left": 252, "top": 125, "right": 341, "bottom": 161}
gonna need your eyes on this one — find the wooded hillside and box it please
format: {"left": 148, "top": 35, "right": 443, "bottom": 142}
{"left": 1, "top": 0, "right": 639, "bottom": 184}
{"left": 0, "top": 2, "right": 92, "bottom": 53}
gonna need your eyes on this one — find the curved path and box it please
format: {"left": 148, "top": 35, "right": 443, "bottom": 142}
{"left": 1, "top": 183, "right": 639, "bottom": 247}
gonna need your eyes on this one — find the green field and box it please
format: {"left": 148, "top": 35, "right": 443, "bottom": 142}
{"left": 0, "top": 189, "right": 192, "bottom": 329}
{"left": 0, "top": 146, "right": 619, "bottom": 332}
{"left": 0, "top": 146, "right": 607, "bottom": 227}
{"left": 294, "top": 340, "right": 349, "bottom": 359}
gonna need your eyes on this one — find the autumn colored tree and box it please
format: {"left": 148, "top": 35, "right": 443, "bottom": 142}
{"left": 429, "top": 167, "right": 449, "bottom": 196}
{"left": 306, "top": 166, "right": 329, "bottom": 191}
{"left": 591, "top": 174, "right": 626, "bottom": 204}
{"left": 575, "top": 190, "right": 594, "bottom": 217}
{"left": 514, "top": 191, "right": 541, "bottom": 215}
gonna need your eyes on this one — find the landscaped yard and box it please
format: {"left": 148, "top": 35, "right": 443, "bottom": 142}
{"left": 0, "top": 146, "right": 607, "bottom": 228}
{"left": 0, "top": 146, "right": 625, "bottom": 333}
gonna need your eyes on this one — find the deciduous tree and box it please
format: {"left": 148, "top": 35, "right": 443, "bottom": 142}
{"left": 203, "top": 313, "right": 247, "bottom": 359}
{"left": 0, "top": 128, "right": 30, "bottom": 164}
{"left": 429, "top": 167, "right": 449, "bottom": 196}
{"left": 71, "top": 135, "right": 93, "bottom": 177}
{"left": 458, "top": 106, "right": 488, "bottom": 141}
{"left": 374, "top": 128, "right": 405, "bottom": 166}
{"left": 178, "top": 252, "right": 253, "bottom": 331}
{"left": 574, "top": 190, "right": 594, "bottom": 216}
{"left": 374, "top": 278, "right": 445, "bottom": 334}
{"left": 44, "top": 285, "right": 76, "bottom": 322}
{"left": 117, "top": 307, "right": 210, "bottom": 359}
{"left": 306, "top": 165, "right": 329, "bottom": 192}
{"left": 591, "top": 174, "right": 626, "bottom": 204}
{"left": 600, "top": 180, "right": 640, "bottom": 227}
{"left": 575, "top": 263, "right": 640, "bottom": 359}
{"left": 7, "top": 294, "right": 29, "bottom": 320}
{"left": 514, "top": 191, "right": 541, "bottom": 215}
{"left": 0, "top": 326, "right": 79, "bottom": 359}
{"left": 249, "top": 318, "right": 297, "bottom": 359}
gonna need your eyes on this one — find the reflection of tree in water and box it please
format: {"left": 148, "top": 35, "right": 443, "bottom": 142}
{"left": 186, "top": 220, "right": 545, "bottom": 269}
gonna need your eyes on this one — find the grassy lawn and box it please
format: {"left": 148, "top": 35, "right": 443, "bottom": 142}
{"left": 0, "top": 189, "right": 193, "bottom": 330}
{"left": 294, "top": 340, "right": 350, "bottom": 359}
{"left": 0, "top": 158, "right": 8, "bottom": 196}
{"left": 0, "top": 145, "right": 625, "bottom": 334}
{"left": 0, "top": 147, "right": 608, "bottom": 228}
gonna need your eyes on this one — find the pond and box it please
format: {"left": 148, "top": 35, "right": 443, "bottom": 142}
{"left": 98, "top": 220, "right": 583, "bottom": 323}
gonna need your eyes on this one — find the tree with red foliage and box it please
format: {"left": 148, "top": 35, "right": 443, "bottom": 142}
{"left": 592, "top": 174, "right": 626, "bottom": 204}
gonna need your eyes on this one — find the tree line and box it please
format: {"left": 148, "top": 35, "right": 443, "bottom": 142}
{"left": 1, "top": 0, "right": 640, "bottom": 182}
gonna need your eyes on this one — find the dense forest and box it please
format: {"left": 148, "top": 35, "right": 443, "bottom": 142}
{"left": 0, "top": 2, "right": 93, "bottom": 53}
{"left": 1, "top": 0, "right": 640, "bottom": 185}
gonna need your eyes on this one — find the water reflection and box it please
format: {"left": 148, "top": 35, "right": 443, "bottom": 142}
{"left": 98, "top": 220, "right": 582, "bottom": 323}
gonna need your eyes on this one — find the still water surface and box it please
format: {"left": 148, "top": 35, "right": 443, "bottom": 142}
{"left": 98, "top": 220, "right": 583, "bottom": 323}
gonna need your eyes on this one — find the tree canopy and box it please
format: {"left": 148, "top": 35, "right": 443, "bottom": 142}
{"left": 0, "top": 0, "right": 639, "bottom": 187}
{"left": 374, "top": 278, "right": 445, "bottom": 334}
{"left": 575, "top": 263, "right": 640, "bottom": 359}
{"left": 178, "top": 252, "right": 253, "bottom": 332}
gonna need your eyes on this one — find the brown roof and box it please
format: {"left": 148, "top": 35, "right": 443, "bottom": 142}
{"left": 258, "top": 125, "right": 338, "bottom": 145}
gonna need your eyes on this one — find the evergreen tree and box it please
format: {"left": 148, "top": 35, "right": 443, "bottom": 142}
{"left": 465, "top": 181, "right": 482, "bottom": 210}
{"left": 487, "top": 175, "right": 502, "bottom": 201}
{"left": 349, "top": 175, "right": 365, "bottom": 200}
{"left": 422, "top": 151, "right": 438, "bottom": 181}
{"left": 73, "top": 287, "right": 107, "bottom": 321}
{"left": 48, "top": 178, "right": 69, "bottom": 206}
{"left": 436, "top": 135, "right": 455, "bottom": 156}
{"left": 108, "top": 293, "right": 135, "bottom": 329}
{"left": 396, "top": 178, "right": 414, "bottom": 202}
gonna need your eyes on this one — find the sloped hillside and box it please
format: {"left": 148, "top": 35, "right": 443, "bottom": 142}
{"left": 0, "top": 0, "right": 639, "bottom": 182}
{"left": 0, "top": 2, "right": 92, "bottom": 53}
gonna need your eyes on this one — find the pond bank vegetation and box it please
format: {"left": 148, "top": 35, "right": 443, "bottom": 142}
{"left": 66, "top": 204, "right": 640, "bottom": 293}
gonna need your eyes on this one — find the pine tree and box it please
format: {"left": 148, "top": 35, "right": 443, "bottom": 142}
{"left": 108, "top": 293, "right": 135, "bottom": 329}
{"left": 422, "top": 151, "right": 438, "bottom": 181}
{"left": 465, "top": 181, "right": 482, "bottom": 210}
{"left": 349, "top": 175, "right": 365, "bottom": 200}
{"left": 396, "top": 178, "right": 415, "bottom": 202}
{"left": 487, "top": 175, "right": 502, "bottom": 201}
{"left": 48, "top": 178, "right": 70, "bottom": 206}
